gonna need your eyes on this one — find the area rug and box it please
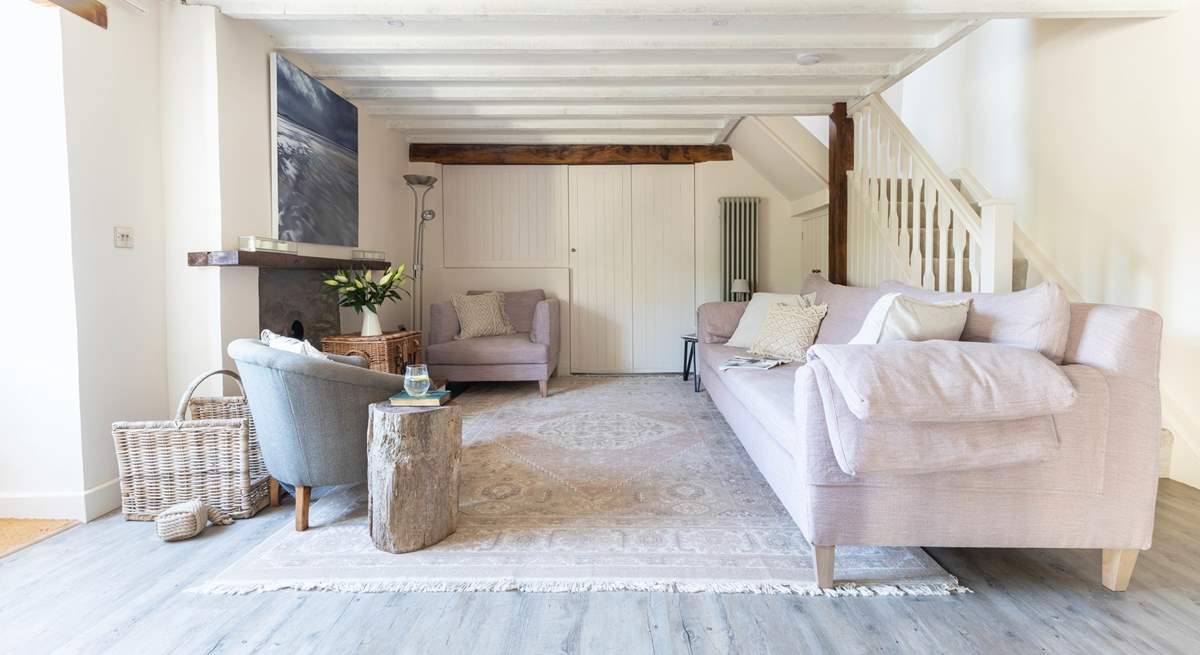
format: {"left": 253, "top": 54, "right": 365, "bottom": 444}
{"left": 192, "top": 376, "right": 967, "bottom": 596}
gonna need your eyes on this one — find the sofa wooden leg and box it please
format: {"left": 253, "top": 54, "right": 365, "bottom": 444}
{"left": 538, "top": 379, "right": 549, "bottom": 398}
{"left": 1102, "top": 548, "right": 1139, "bottom": 591}
{"left": 269, "top": 477, "right": 281, "bottom": 507}
{"left": 813, "top": 545, "right": 835, "bottom": 589}
{"left": 294, "top": 485, "right": 311, "bottom": 531}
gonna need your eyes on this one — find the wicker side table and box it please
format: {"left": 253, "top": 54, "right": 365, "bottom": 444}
{"left": 321, "top": 330, "right": 422, "bottom": 374}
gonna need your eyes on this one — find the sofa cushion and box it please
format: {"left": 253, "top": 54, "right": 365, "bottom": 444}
{"left": 880, "top": 280, "right": 1071, "bottom": 364}
{"left": 700, "top": 343, "right": 804, "bottom": 457}
{"left": 849, "top": 293, "right": 970, "bottom": 344}
{"left": 800, "top": 274, "right": 890, "bottom": 344}
{"left": 808, "top": 340, "right": 1078, "bottom": 423}
{"left": 726, "top": 292, "right": 815, "bottom": 348}
{"left": 426, "top": 334, "right": 549, "bottom": 366}
{"left": 468, "top": 289, "right": 546, "bottom": 334}
{"left": 749, "top": 303, "right": 827, "bottom": 362}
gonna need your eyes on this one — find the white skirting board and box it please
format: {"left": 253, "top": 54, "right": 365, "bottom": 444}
{"left": 0, "top": 478, "right": 120, "bottom": 522}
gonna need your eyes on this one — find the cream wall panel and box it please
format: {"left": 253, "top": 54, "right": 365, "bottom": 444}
{"left": 631, "top": 165, "right": 696, "bottom": 373}
{"left": 442, "top": 165, "right": 568, "bottom": 268}
{"left": 569, "top": 166, "right": 633, "bottom": 373}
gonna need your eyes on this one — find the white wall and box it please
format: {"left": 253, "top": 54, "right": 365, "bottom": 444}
{"left": 0, "top": 2, "right": 87, "bottom": 519}
{"left": 60, "top": 1, "right": 168, "bottom": 515}
{"left": 884, "top": 8, "right": 1200, "bottom": 488}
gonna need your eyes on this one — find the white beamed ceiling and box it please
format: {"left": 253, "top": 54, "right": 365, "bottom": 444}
{"left": 188, "top": 0, "right": 1178, "bottom": 145}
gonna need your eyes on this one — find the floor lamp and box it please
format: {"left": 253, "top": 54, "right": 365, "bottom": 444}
{"left": 404, "top": 175, "right": 438, "bottom": 331}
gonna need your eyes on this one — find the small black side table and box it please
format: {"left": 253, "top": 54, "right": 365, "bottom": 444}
{"left": 681, "top": 334, "right": 700, "bottom": 392}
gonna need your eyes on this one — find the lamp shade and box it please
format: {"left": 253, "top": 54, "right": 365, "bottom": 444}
{"left": 730, "top": 279, "right": 750, "bottom": 294}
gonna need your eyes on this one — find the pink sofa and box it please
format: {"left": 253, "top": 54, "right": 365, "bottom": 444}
{"left": 426, "top": 289, "right": 560, "bottom": 397}
{"left": 696, "top": 274, "right": 1163, "bottom": 590}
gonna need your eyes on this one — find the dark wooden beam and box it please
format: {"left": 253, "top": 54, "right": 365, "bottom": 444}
{"left": 827, "top": 102, "right": 853, "bottom": 285}
{"left": 409, "top": 144, "right": 733, "bottom": 166}
{"left": 188, "top": 250, "right": 391, "bottom": 271}
{"left": 44, "top": 0, "right": 107, "bottom": 29}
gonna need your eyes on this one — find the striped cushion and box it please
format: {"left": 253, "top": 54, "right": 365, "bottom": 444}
{"left": 451, "top": 291, "right": 516, "bottom": 340}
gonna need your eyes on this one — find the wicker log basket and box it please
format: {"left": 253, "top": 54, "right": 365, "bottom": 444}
{"left": 112, "top": 370, "right": 270, "bottom": 521}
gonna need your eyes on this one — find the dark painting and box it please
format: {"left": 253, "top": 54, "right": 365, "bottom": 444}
{"left": 273, "top": 54, "right": 358, "bottom": 246}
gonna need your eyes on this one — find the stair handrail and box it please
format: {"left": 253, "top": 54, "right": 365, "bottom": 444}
{"left": 847, "top": 94, "right": 1013, "bottom": 292}
{"left": 852, "top": 94, "right": 983, "bottom": 236}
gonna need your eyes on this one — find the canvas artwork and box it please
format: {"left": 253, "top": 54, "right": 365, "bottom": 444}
{"left": 272, "top": 54, "right": 358, "bottom": 246}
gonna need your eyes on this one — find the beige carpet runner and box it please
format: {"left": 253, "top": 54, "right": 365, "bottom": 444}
{"left": 193, "top": 376, "right": 966, "bottom": 596}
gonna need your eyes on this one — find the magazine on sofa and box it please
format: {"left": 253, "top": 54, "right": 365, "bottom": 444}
{"left": 719, "top": 356, "right": 787, "bottom": 371}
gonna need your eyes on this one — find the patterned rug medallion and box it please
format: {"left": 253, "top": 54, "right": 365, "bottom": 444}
{"left": 193, "top": 376, "right": 966, "bottom": 596}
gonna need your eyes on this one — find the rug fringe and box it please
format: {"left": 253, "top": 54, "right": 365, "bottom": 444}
{"left": 187, "top": 578, "right": 972, "bottom": 597}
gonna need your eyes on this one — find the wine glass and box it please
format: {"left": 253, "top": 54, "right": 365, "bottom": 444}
{"left": 404, "top": 364, "right": 431, "bottom": 397}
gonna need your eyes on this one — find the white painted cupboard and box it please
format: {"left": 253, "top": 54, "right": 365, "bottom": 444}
{"left": 441, "top": 163, "right": 696, "bottom": 374}
{"left": 569, "top": 165, "right": 695, "bottom": 373}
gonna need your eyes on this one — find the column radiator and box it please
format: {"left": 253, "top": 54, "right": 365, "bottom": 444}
{"left": 720, "top": 197, "right": 761, "bottom": 301}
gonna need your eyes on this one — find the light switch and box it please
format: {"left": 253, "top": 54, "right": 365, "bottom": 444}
{"left": 113, "top": 226, "right": 134, "bottom": 249}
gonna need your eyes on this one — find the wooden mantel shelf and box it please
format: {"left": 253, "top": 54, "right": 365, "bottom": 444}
{"left": 187, "top": 250, "right": 391, "bottom": 270}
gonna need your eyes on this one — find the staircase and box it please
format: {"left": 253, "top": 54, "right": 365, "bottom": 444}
{"left": 845, "top": 94, "right": 1021, "bottom": 294}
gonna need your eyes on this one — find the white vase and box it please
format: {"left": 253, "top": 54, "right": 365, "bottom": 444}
{"left": 361, "top": 308, "right": 383, "bottom": 337}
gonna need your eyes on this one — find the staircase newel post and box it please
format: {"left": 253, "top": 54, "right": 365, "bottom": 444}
{"left": 979, "top": 199, "right": 1015, "bottom": 293}
{"left": 828, "top": 102, "right": 854, "bottom": 285}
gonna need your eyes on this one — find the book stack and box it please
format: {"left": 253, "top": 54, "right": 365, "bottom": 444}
{"left": 389, "top": 388, "right": 451, "bottom": 407}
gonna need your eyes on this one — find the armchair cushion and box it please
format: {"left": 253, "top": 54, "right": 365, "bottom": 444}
{"left": 468, "top": 288, "right": 546, "bottom": 333}
{"left": 426, "top": 334, "right": 550, "bottom": 366}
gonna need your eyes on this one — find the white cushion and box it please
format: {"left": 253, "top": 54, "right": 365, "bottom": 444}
{"left": 748, "top": 303, "right": 828, "bottom": 362}
{"left": 260, "top": 329, "right": 328, "bottom": 360}
{"left": 879, "top": 280, "right": 1072, "bottom": 364}
{"left": 849, "top": 293, "right": 970, "bottom": 344}
{"left": 726, "top": 292, "right": 817, "bottom": 348}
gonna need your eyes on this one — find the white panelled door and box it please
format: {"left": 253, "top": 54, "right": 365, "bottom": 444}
{"left": 631, "top": 165, "right": 695, "bottom": 372}
{"left": 801, "top": 208, "right": 830, "bottom": 280}
{"left": 568, "top": 166, "right": 634, "bottom": 373}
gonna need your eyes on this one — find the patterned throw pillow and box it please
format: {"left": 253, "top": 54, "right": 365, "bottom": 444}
{"left": 748, "top": 303, "right": 829, "bottom": 362}
{"left": 451, "top": 291, "right": 516, "bottom": 340}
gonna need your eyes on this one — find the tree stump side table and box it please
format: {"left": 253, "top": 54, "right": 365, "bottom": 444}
{"left": 366, "top": 402, "right": 462, "bottom": 554}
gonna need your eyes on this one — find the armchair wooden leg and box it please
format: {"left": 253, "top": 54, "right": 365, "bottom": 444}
{"left": 813, "top": 545, "right": 835, "bottom": 589}
{"left": 294, "top": 485, "right": 311, "bottom": 531}
{"left": 269, "top": 477, "right": 281, "bottom": 507}
{"left": 538, "top": 379, "right": 549, "bottom": 398}
{"left": 1102, "top": 548, "right": 1140, "bottom": 591}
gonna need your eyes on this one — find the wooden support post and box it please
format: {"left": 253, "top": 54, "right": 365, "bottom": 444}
{"left": 828, "top": 103, "right": 853, "bottom": 285}
{"left": 269, "top": 477, "right": 281, "bottom": 507}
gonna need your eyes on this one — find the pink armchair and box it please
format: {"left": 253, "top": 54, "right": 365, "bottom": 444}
{"left": 425, "top": 289, "right": 560, "bottom": 397}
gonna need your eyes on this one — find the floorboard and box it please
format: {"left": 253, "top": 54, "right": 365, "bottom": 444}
{"left": 3, "top": 482, "right": 1200, "bottom": 654}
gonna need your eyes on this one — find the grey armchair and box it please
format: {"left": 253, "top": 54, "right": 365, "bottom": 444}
{"left": 426, "top": 289, "right": 560, "bottom": 397}
{"left": 228, "top": 339, "right": 405, "bottom": 530}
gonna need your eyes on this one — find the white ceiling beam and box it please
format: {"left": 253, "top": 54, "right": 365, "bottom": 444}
{"left": 388, "top": 118, "right": 728, "bottom": 131}
{"left": 863, "top": 19, "right": 984, "bottom": 96}
{"left": 187, "top": 0, "right": 1180, "bottom": 20}
{"left": 404, "top": 133, "right": 720, "bottom": 145}
{"left": 275, "top": 34, "right": 933, "bottom": 54}
{"left": 313, "top": 63, "right": 892, "bottom": 83}
{"left": 342, "top": 84, "right": 864, "bottom": 103}
{"left": 358, "top": 103, "right": 831, "bottom": 118}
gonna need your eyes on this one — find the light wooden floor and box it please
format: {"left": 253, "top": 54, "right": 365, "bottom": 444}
{"left": 3, "top": 481, "right": 1200, "bottom": 654}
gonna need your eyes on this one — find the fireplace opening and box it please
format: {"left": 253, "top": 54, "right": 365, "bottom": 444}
{"left": 289, "top": 320, "right": 305, "bottom": 340}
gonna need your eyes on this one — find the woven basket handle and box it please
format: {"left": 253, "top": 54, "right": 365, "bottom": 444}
{"left": 175, "top": 369, "right": 246, "bottom": 421}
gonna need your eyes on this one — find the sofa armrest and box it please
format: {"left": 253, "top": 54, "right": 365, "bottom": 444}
{"left": 428, "top": 301, "right": 459, "bottom": 345}
{"left": 532, "top": 299, "right": 560, "bottom": 364}
{"left": 696, "top": 301, "right": 748, "bottom": 344}
{"left": 326, "top": 353, "right": 368, "bottom": 368}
